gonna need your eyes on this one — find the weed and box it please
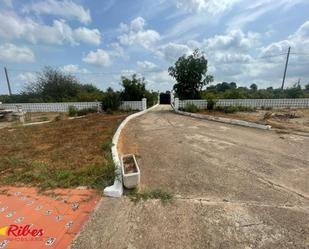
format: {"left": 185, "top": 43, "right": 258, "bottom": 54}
{"left": 106, "top": 108, "right": 113, "bottom": 114}
{"left": 101, "top": 141, "right": 113, "bottom": 151}
{"left": 39, "top": 117, "right": 49, "bottom": 122}
{"left": 128, "top": 189, "right": 173, "bottom": 204}
{"left": 215, "top": 105, "right": 256, "bottom": 113}
{"left": 0, "top": 157, "right": 117, "bottom": 191}
{"left": 68, "top": 106, "right": 78, "bottom": 117}
{"left": 261, "top": 106, "right": 273, "bottom": 110}
{"left": 54, "top": 113, "right": 65, "bottom": 121}
{"left": 76, "top": 108, "right": 97, "bottom": 116}
{"left": 184, "top": 103, "right": 199, "bottom": 113}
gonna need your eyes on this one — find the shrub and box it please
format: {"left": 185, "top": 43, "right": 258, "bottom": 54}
{"left": 76, "top": 107, "right": 97, "bottom": 116}
{"left": 68, "top": 106, "right": 78, "bottom": 117}
{"left": 207, "top": 98, "right": 217, "bottom": 110}
{"left": 68, "top": 106, "right": 97, "bottom": 117}
{"left": 184, "top": 103, "right": 199, "bottom": 113}
{"left": 261, "top": 106, "right": 273, "bottom": 110}
{"left": 102, "top": 88, "right": 121, "bottom": 111}
{"left": 214, "top": 105, "right": 256, "bottom": 113}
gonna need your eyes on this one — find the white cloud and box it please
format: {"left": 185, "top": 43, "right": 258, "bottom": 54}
{"left": 17, "top": 72, "right": 36, "bottom": 82}
{"left": 228, "top": 0, "right": 309, "bottom": 28}
{"left": 74, "top": 27, "right": 101, "bottom": 46}
{"left": 23, "top": 0, "right": 91, "bottom": 24}
{"left": 176, "top": 0, "right": 241, "bottom": 14}
{"left": 0, "top": 43, "right": 35, "bottom": 63}
{"left": 261, "top": 20, "right": 309, "bottom": 56}
{"left": 118, "top": 17, "right": 160, "bottom": 49}
{"left": 158, "top": 42, "right": 193, "bottom": 62}
{"left": 137, "top": 60, "right": 157, "bottom": 70}
{"left": 0, "top": 11, "right": 101, "bottom": 45}
{"left": 147, "top": 70, "right": 175, "bottom": 90}
{"left": 130, "top": 16, "right": 146, "bottom": 31}
{"left": 61, "top": 64, "right": 89, "bottom": 74}
{"left": 83, "top": 49, "right": 112, "bottom": 67}
{"left": 205, "top": 29, "right": 260, "bottom": 52}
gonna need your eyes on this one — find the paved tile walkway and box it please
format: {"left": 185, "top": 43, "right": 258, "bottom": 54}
{"left": 0, "top": 186, "right": 99, "bottom": 249}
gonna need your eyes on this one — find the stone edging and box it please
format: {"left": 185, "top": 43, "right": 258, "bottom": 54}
{"left": 104, "top": 104, "right": 159, "bottom": 197}
{"left": 173, "top": 108, "right": 271, "bottom": 130}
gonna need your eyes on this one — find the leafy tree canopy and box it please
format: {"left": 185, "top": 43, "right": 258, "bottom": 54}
{"left": 169, "top": 49, "right": 214, "bottom": 99}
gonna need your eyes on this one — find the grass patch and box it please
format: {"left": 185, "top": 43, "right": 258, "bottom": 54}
{"left": 68, "top": 106, "right": 97, "bottom": 117}
{"left": 101, "top": 141, "right": 113, "bottom": 151}
{"left": 128, "top": 189, "right": 173, "bottom": 204}
{"left": 184, "top": 103, "right": 199, "bottom": 113}
{"left": 0, "top": 157, "right": 117, "bottom": 191}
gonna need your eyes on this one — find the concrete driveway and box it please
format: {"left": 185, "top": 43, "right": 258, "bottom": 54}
{"left": 72, "top": 105, "right": 309, "bottom": 249}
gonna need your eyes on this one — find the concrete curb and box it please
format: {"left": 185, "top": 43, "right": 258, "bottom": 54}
{"left": 104, "top": 104, "right": 159, "bottom": 198}
{"left": 173, "top": 109, "right": 271, "bottom": 130}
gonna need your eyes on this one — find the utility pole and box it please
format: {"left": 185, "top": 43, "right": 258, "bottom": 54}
{"left": 4, "top": 67, "right": 12, "bottom": 95}
{"left": 281, "top": 46, "right": 291, "bottom": 89}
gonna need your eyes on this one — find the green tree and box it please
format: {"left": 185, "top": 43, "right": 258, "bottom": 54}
{"left": 250, "top": 84, "right": 258, "bottom": 91}
{"left": 121, "top": 74, "right": 147, "bottom": 101}
{"left": 168, "top": 49, "right": 213, "bottom": 99}
{"left": 120, "top": 74, "right": 158, "bottom": 107}
{"left": 23, "top": 67, "right": 103, "bottom": 102}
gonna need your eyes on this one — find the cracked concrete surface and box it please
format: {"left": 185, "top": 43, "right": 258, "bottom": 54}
{"left": 72, "top": 105, "right": 309, "bottom": 249}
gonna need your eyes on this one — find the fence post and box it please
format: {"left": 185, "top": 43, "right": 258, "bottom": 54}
{"left": 170, "top": 91, "right": 174, "bottom": 106}
{"left": 96, "top": 101, "right": 101, "bottom": 113}
{"left": 174, "top": 98, "right": 179, "bottom": 110}
{"left": 142, "top": 98, "right": 147, "bottom": 111}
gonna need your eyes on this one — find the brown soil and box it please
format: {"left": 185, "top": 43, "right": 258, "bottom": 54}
{"left": 123, "top": 156, "right": 137, "bottom": 174}
{"left": 0, "top": 113, "right": 127, "bottom": 172}
{"left": 199, "top": 109, "right": 309, "bottom": 133}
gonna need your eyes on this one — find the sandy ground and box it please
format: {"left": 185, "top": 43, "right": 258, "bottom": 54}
{"left": 73, "top": 105, "right": 309, "bottom": 249}
{"left": 199, "top": 109, "right": 309, "bottom": 133}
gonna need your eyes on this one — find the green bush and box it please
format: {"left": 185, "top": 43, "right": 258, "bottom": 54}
{"left": 207, "top": 98, "right": 217, "bottom": 110}
{"left": 76, "top": 107, "right": 97, "bottom": 116}
{"left": 68, "top": 106, "right": 97, "bottom": 117}
{"left": 261, "top": 106, "right": 273, "bottom": 110}
{"left": 184, "top": 103, "right": 199, "bottom": 113}
{"left": 102, "top": 88, "right": 121, "bottom": 111}
{"left": 68, "top": 106, "right": 78, "bottom": 117}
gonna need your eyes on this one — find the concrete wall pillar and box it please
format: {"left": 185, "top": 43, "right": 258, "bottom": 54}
{"left": 142, "top": 98, "right": 147, "bottom": 111}
{"left": 174, "top": 98, "right": 179, "bottom": 110}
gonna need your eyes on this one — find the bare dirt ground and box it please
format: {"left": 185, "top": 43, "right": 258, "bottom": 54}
{"left": 73, "top": 105, "right": 309, "bottom": 249}
{"left": 199, "top": 108, "right": 309, "bottom": 133}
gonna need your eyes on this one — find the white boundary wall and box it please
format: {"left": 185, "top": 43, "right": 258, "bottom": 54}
{"left": 0, "top": 99, "right": 147, "bottom": 112}
{"left": 0, "top": 102, "right": 101, "bottom": 112}
{"left": 119, "top": 99, "right": 145, "bottom": 111}
{"left": 179, "top": 98, "right": 309, "bottom": 109}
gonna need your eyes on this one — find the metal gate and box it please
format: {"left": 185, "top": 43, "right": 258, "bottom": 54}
{"left": 160, "top": 93, "right": 171, "bottom": 104}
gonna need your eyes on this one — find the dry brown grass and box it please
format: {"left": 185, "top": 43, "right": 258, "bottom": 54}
{"left": 200, "top": 109, "right": 309, "bottom": 133}
{"left": 0, "top": 113, "right": 127, "bottom": 189}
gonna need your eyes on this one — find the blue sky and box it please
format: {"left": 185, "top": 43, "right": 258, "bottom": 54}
{"left": 0, "top": 0, "right": 309, "bottom": 94}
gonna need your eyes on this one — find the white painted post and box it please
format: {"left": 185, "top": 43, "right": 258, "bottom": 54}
{"left": 142, "top": 98, "right": 147, "bottom": 111}
{"left": 170, "top": 91, "right": 174, "bottom": 106}
{"left": 96, "top": 101, "right": 101, "bottom": 113}
{"left": 174, "top": 97, "right": 179, "bottom": 110}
